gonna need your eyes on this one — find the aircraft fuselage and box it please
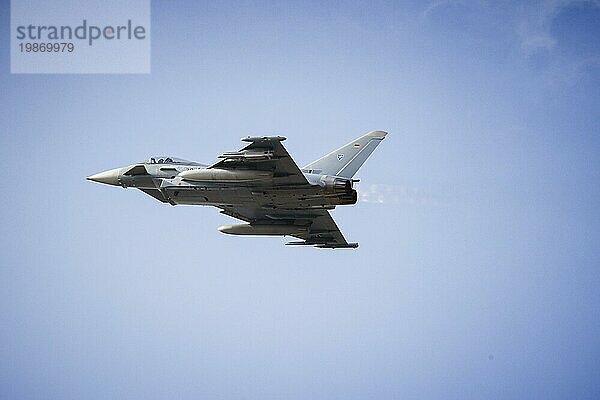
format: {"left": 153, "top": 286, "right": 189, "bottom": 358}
{"left": 89, "top": 162, "right": 357, "bottom": 210}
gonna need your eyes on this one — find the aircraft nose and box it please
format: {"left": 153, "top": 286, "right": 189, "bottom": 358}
{"left": 86, "top": 167, "right": 122, "bottom": 186}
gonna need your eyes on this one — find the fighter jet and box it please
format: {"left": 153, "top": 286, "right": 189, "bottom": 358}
{"left": 87, "top": 131, "right": 388, "bottom": 248}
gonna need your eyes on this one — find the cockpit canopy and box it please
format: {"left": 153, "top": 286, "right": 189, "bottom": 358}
{"left": 143, "top": 156, "right": 191, "bottom": 164}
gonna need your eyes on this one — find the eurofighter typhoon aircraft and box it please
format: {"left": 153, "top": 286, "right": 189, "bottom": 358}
{"left": 87, "top": 131, "right": 387, "bottom": 248}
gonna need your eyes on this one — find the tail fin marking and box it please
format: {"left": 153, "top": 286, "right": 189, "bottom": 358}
{"left": 302, "top": 130, "right": 388, "bottom": 178}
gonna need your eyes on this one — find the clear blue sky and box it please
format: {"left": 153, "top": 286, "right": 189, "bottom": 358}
{"left": 1, "top": 1, "right": 600, "bottom": 399}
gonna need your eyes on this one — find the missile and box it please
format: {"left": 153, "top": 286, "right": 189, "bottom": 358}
{"left": 217, "top": 151, "right": 276, "bottom": 160}
{"left": 286, "top": 240, "right": 359, "bottom": 248}
{"left": 179, "top": 168, "right": 273, "bottom": 182}
{"left": 218, "top": 224, "right": 308, "bottom": 236}
{"left": 241, "top": 136, "right": 286, "bottom": 142}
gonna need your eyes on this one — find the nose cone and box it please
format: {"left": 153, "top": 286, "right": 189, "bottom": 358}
{"left": 87, "top": 167, "right": 122, "bottom": 186}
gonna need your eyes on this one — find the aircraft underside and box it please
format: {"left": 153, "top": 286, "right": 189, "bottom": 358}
{"left": 160, "top": 182, "right": 357, "bottom": 209}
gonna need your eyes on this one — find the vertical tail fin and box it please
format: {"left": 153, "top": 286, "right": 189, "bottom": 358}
{"left": 302, "top": 131, "right": 388, "bottom": 178}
